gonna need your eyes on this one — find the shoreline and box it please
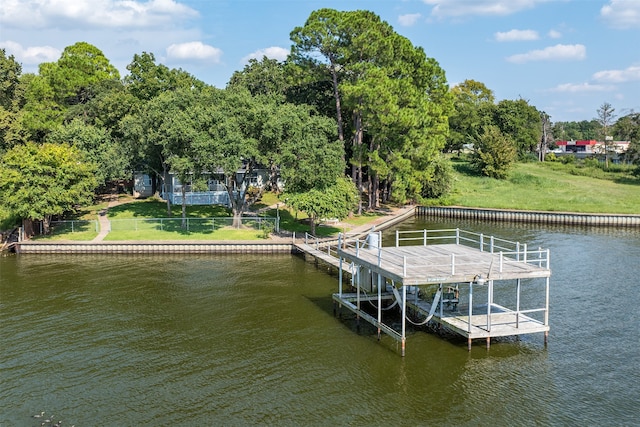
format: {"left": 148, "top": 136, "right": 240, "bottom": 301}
{"left": 14, "top": 205, "right": 640, "bottom": 254}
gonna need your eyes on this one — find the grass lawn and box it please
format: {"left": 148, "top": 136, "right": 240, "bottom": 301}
{"left": 445, "top": 159, "right": 640, "bottom": 214}
{"left": 104, "top": 227, "right": 266, "bottom": 241}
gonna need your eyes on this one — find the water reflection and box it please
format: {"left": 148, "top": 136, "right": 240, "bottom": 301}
{"left": 2, "top": 220, "right": 639, "bottom": 425}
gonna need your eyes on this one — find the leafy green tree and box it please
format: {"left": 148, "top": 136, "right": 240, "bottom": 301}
{"left": 20, "top": 42, "right": 120, "bottom": 142}
{"left": 48, "top": 42, "right": 120, "bottom": 106}
{"left": 228, "top": 57, "right": 289, "bottom": 100}
{"left": 0, "top": 49, "right": 22, "bottom": 110}
{"left": 0, "top": 49, "right": 26, "bottom": 151}
{"left": 121, "top": 85, "right": 207, "bottom": 221}
{"left": 0, "top": 142, "right": 97, "bottom": 234}
{"left": 47, "top": 118, "right": 129, "bottom": 187}
{"left": 124, "top": 52, "right": 204, "bottom": 101}
{"left": 447, "top": 79, "right": 495, "bottom": 153}
{"left": 492, "top": 98, "right": 541, "bottom": 158}
{"left": 121, "top": 52, "right": 205, "bottom": 197}
{"left": 613, "top": 112, "right": 640, "bottom": 164}
{"left": 290, "top": 8, "right": 351, "bottom": 145}
{"left": 291, "top": 9, "right": 452, "bottom": 211}
{"left": 471, "top": 125, "right": 517, "bottom": 179}
{"left": 285, "top": 177, "right": 358, "bottom": 235}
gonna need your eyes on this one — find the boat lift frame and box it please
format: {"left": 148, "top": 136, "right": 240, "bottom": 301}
{"left": 333, "top": 228, "right": 551, "bottom": 355}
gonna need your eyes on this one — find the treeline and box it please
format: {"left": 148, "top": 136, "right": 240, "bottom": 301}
{"left": 1, "top": 8, "right": 640, "bottom": 232}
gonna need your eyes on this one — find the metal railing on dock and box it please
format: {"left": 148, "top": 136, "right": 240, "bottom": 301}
{"left": 337, "top": 228, "right": 549, "bottom": 279}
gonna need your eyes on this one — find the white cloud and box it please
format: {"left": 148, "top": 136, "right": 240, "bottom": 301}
{"left": 423, "top": 0, "right": 550, "bottom": 18}
{"left": 549, "top": 82, "right": 614, "bottom": 93}
{"left": 592, "top": 65, "right": 640, "bottom": 83}
{"left": 548, "top": 29, "right": 562, "bottom": 39}
{"left": 601, "top": 0, "right": 640, "bottom": 29}
{"left": 398, "top": 13, "right": 422, "bottom": 27}
{"left": 506, "top": 44, "right": 586, "bottom": 63}
{"left": 240, "top": 47, "right": 289, "bottom": 64}
{"left": 0, "top": 0, "right": 198, "bottom": 29}
{"left": 166, "top": 41, "right": 222, "bottom": 63}
{"left": 0, "top": 40, "right": 60, "bottom": 64}
{"left": 495, "top": 29, "right": 539, "bottom": 42}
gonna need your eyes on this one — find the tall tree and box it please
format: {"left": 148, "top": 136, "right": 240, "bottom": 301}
{"left": 121, "top": 53, "right": 204, "bottom": 199}
{"left": 447, "top": 79, "right": 495, "bottom": 153}
{"left": 0, "top": 49, "right": 25, "bottom": 151}
{"left": 596, "top": 102, "right": 616, "bottom": 168}
{"left": 20, "top": 42, "right": 120, "bottom": 142}
{"left": 613, "top": 112, "right": 640, "bottom": 164}
{"left": 290, "top": 9, "right": 452, "bottom": 210}
{"left": 228, "top": 57, "right": 288, "bottom": 100}
{"left": 290, "top": 8, "right": 350, "bottom": 145}
{"left": 493, "top": 98, "right": 542, "bottom": 158}
{"left": 47, "top": 118, "right": 129, "bottom": 187}
{"left": 539, "top": 111, "right": 553, "bottom": 161}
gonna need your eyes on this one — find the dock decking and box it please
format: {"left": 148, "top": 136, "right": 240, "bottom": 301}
{"left": 332, "top": 228, "right": 551, "bottom": 354}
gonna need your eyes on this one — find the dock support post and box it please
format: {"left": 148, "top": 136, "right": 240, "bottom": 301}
{"left": 377, "top": 273, "right": 382, "bottom": 341}
{"left": 468, "top": 281, "right": 473, "bottom": 335}
{"left": 486, "top": 337, "right": 490, "bottom": 349}
{"left": 544, "top": 331, "right": 548, "bottom": 346}
{"left": 401, "top": 284, "right": 407, "bottom": 356}
{"left": 468, "top": 338, "right": 472, "bottom": 351}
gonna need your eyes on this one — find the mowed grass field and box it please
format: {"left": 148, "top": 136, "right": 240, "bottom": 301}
{"left": 445, "top": 159, "right": 640, "bottom": 214}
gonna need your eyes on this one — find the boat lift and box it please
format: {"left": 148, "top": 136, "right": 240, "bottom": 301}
{"left": 333, "top": 228, "right": 551, "bottom": 354}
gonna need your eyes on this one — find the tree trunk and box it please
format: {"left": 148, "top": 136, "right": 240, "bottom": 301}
{"left": 309, "top": 214, "right": 317, "bottom": 236}
{"left": 353, "top": 110, "right": 364, "bottom": 214}
{"left": 329, "top": 56, "right": 345, "bottom": 149}
{"left": 162, "top": 163, "right": 171, "bottom": 217}
{"left": 181, "top": 184, "right": 187, "bottom": 229}
{"left": 225, "top": 175, "right": 244, "bottom": 229}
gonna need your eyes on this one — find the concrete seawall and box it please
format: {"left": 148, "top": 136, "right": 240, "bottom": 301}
{"left": 16, "top": 241, "right": 297, "bottom": 254}
{"left": 417, "top": 206, "right": 640, "bottom": 227}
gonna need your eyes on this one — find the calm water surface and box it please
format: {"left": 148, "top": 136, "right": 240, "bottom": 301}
{"left": 1, "top": 218, "right": 638, "bottom": 426}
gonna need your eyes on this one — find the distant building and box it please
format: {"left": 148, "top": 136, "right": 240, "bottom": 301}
{"left": 554, "top": 139, "right": 630, "bottom": 163}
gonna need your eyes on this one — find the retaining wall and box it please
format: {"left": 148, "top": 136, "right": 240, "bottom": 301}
{"left": 417, "top": 206, "right": 640, "bottom": 227}
{"left": 16, "top": 241, "right": 296, "bottom": 254}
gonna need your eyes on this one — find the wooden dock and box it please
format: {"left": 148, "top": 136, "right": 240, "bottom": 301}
{"left": 332, "top": 228, "right": 551, "bottom": 354}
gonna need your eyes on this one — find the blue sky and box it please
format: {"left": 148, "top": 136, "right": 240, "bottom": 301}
{"left": 1, "top": 0, "right": 639, "bottom": 122}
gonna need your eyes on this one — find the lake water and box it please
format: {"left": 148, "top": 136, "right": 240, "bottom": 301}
{"left": 1, "top": 218, "right": 638, "bottom": 426}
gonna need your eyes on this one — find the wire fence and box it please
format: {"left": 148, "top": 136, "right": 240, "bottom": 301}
{"left": 108, "top": 216, "right": 279, "bottom": 233}
{"left": 48, "top": 220, "right": 99, "bottom": 234}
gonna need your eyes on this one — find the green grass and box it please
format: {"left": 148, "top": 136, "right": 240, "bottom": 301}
{"left": 107, "top": 198, "right": 232, "bottom": 219}
{"left": 32, "top": 230, "right": 99, "bottom": 241}
{"left": 446, "top": 159, "right": 640, "bottom": 214}
{"left": 104, "top": 227, "right": 265, "bottom": 241}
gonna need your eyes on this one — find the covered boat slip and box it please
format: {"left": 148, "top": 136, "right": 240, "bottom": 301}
{"left": 333, "top": 229, "right": 551, "bottom": 354}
